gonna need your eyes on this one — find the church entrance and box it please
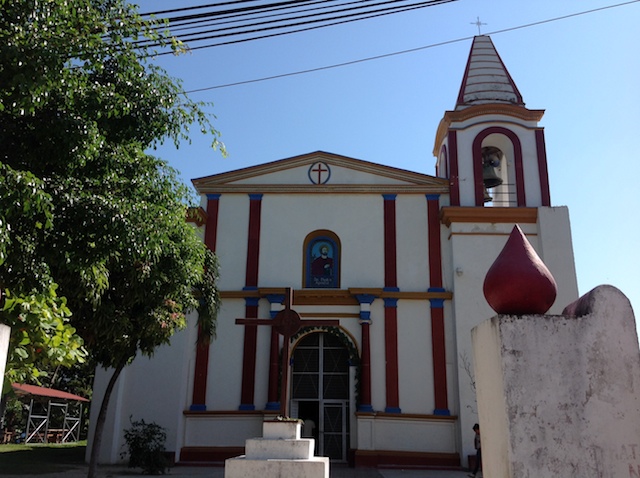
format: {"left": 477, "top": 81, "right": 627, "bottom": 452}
{"left": 290, "top": 331, "right": 350, "bottom": 462}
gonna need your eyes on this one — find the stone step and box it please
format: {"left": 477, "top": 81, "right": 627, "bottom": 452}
{"left": 225, "top": 456, "right": 329, "bottom": 478}
{"left": 245, "top": 437, "right": 314, "bottom": 460}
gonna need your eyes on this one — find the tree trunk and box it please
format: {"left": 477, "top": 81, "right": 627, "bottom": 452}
{"left": 87, "top": 360, "right": 126, "bottom": 478}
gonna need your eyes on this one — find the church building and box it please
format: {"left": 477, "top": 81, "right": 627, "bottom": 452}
{"left": 89, "top": 35, "right": 579, "bottom": 468}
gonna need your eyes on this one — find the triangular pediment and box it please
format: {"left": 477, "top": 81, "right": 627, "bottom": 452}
{"left": 192, "top": 151, "right": 449, "bottom": 194}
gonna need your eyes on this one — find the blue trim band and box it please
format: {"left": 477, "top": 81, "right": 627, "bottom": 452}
{"left": 428, "top": 287, "right": 446, "bottom": 308}
{"left": 206, "top": 193, "right": 221, "bottom": 200}
{"left": 244, "top": 297, "right": 260, "bottom": 307}
{"left": 358, "top": 404, "right": 374, "bottom": 413}
{"left": 238, "top": 404, "right": 256, "bottom": 411}
{"left": 382, "top": 194, "right": 397, "bottom": 200}
{"left": 385, "top": 406, "right": 401, "bottom": 413}
{"left": 248, "top": 193, "right": 263, "bottom": 200}
{"left": 189, "top": 404, "right": 207, "bottom": 411}
{"left": 359, "top": 311, "right": 371, "bottom": 321}
{"left": 265, "top": 402, "right": 281, "bottom": 411}
{"left": 425, "top": 194, "right": 440, "bottom": 201}
{"left": 384, "top": 298, "right": 398, "bottom": 308}
{"left": 265, "top": 294, "right": 285, "bottom": 304}
{"left": 433, "top": 408, "right": 451, "bottom": 416}
{"left": 355, "top": 294, "right": 376, "bottom": 304}
{"left": 430, "top": 298, "right": 445, "bottom": 308}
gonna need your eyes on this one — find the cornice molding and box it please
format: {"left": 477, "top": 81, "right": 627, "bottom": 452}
{"left": 433, "top": 104, "right": 545, "bottom": 155}
{"left": 193, "top": 184, "right": 450, "bottom": 195}
{"left": 355, "top": 411, "right": 458, "bottom": 421}
{"left": 440, "top": 206, "right": 538, "bottom": 227}
{"left": 219, "top": 287, "right": 453, "bottom": 304}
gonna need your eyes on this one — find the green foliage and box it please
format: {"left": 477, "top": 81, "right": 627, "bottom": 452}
{"left": 1, "top": 285, "right": 86, "bottom": 391}
{"left": 121, "top": 418, "right": 168, "bottom": 475}
{"left": 0, "top": 0, "right": 221, "bottom": 385}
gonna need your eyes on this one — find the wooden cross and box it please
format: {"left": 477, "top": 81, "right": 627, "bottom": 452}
{"left": 236, "top": 288, "right": 339, "bottom": 416}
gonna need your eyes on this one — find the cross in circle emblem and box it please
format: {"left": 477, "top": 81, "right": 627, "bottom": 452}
{"left": 308, "top": 162, "right": 331, "bottom": 185}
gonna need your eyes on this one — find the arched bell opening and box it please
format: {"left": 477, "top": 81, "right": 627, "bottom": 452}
{"left": 481, "top": 146, "right": 504, "bottom": 204}
{"left": 473, "top": 128, "right": 525, "bottom": 207}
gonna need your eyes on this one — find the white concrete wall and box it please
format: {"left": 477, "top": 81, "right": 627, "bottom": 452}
{"left": 88, "top": 314, "right": 198, "bottom": 464}
{"left": 356, "top": 416, "right": 457, "bottom": 453}
{"left": 472, "top": 285, "right": 640, "bottom": 478}
{"left": 537, "top": 206, "right": 579, "bottom": 312}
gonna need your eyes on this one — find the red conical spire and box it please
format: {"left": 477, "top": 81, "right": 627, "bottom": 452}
{"left": 483, "top": 225, "right": 557, "bottom": 315}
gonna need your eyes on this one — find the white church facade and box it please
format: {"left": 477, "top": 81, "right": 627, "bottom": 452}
{"left": 89, "top": 36, "right": 579, "bottom": 468}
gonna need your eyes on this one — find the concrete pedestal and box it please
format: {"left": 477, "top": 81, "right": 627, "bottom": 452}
{"left": 225, "top": 420, "right": 329, "bottom": 478}
{"left": 0, "top": 324, "right": 10, "bottom": 386}
{"left": 472, "top": 285, "right": 640, "bottom": 478}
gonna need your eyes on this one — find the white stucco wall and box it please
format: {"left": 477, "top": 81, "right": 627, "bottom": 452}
{"left": 472, "top": 285, "right": 640, "bottom": 478}
{"left": 88, "top": 313, "right": 198, "bottom": 464}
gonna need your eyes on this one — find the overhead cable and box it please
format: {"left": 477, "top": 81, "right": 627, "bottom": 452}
{"left": 182, "top": 0, "right": 640, "bottom": 91}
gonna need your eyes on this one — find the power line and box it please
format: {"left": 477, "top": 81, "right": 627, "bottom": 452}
{"left": 137, "top": 0, "right": 455, "bottom": 50}
{"left": 182, "top": 0, "right": 640, "bottom": 92}
{"left": 166, "top": 0, "right": 455, "bottom": 45}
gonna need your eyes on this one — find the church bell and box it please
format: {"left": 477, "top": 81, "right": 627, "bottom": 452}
{"left": 482, "top": 146, "right": 503, "bottom": 202}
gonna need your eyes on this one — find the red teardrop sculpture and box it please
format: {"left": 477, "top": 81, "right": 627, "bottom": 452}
{"left": 483, "top": 225, "right": 558, "bottom": 315}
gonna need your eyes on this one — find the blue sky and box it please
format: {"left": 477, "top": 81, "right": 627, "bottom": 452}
{"left": 135, "top": 0, "right": 640, "bottom": 328}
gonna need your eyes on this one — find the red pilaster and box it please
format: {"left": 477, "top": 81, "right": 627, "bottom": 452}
{"left": 382, "top": 194, "right": 400, "bottom": 412}
{"left": 360, "top": 322, "right": 372, "bottom": 408}
{"left": 448, "top": 131, "right": 460, "bottom": 206}
{"left": 267, "top": 328, "right": 280, "bottom": 407}
{"left": 426, "top": 194, "right": 449, "bottom": 415}
{"left": 383, "top": 195, "right": 398, "bottom": 288}
{"left": 191, "top": 194, "right": 220, "bottom": 411}
{"left": 245, "top": 195, "right": 262, "bottom": 288}
{"left": 536, "top": 129, "right": 551, "bottom": 206}
{"left": 265, "top": 293, "right": 284, "bottom": 410}
{"left": 384, "top": 301, "right": 400, "bottom": 413}
{"left": 430, "top": 306, "right": 448, "bottom": 414}
{"left": 239, "top": 194, "right": 263, "bottom": 410}
{"left": 239, "top": 302, "right": 259, "bottom": 409}
{"left": 426, "top": 195, "right": 443, "bottom": 289}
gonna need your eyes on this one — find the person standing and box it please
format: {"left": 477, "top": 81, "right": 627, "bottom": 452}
{"left": 468, "top": 423, "right": 481, "bottom": 477}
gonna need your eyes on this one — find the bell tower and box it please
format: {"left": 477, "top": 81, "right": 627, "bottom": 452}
{"left": 434, "top": 35, "right": 551, "bottom": 207}
{"left": 434, "top": 36, "right": 579, "bottom": 464}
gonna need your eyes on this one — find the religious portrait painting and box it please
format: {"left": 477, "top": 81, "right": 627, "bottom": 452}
{"left": 306, "top": 237, "right": 339, "bottom": 288}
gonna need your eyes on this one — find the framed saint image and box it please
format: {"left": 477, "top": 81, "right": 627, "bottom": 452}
{"left": 305, "top": 234, "right": 340, "bottom": 288}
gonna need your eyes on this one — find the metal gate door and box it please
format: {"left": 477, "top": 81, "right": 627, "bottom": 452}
{"left": 291, "top": 332, "right": 350, "bottom": 461}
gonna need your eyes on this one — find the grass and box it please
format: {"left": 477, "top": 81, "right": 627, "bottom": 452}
{"left": 0, "top": 441, "right": 87, "bottom": 474}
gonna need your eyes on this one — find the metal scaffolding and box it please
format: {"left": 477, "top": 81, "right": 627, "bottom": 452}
{"left": 11, "top": 383, "right": 89, "bottom": 444}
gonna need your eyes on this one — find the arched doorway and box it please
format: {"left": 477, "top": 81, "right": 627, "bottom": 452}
{"left": 290, "top": 331, "right": 351, "bottom": 461}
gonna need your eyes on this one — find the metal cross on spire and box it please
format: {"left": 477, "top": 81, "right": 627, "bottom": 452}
{"left": 471, "top": 16, "right": 487, "bottom": 35}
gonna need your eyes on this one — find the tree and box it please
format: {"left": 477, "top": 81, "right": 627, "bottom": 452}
{"left": 0, "top": 150, "right": 88, "bottom": 403}
{"left": 1, "top": 1, "right": 222, "bottom": 476}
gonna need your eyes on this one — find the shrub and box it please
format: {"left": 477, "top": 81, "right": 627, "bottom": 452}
{"left": 121, "top": 418, "right": 168, "bottom": 474}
